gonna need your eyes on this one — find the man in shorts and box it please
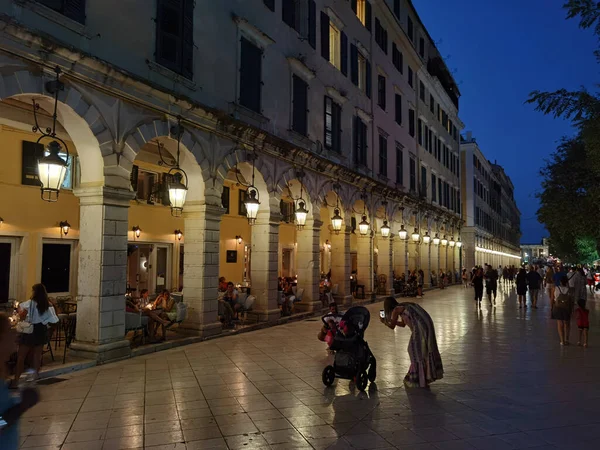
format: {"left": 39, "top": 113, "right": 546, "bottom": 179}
{"left": 484, "top": 264, "right": 498, "bottom": 304}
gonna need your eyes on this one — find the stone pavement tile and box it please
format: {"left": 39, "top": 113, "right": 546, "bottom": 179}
{"left": 21, "top": 432, "right": 67, "bottom": 448}
{"left": 104, "top": 424, "right": 144, "bottom": 438}
{"left": 108, "top": 414, "right": 144, "bottom": 428}
{"left": 101, "top": 434, "right": 144, "bottom": 449}
{"left": 287, "top": 414, "right": 327, "bottom": 428}
{"left": 465, "top": 436, "right": 518, "bottom": 450}
{"left": 342, "top": 432, "right": 392, "bottom": 449}
{"left": 111, "top": 406, "right": 145, "bottom": 418}
{"left": 182, "top": 425, "right": 222, "bottom": 441}
{"left": 224, "top": 433, "right": 270, "bottom": 449}
{"left": 143, "top": 420, "right": 182, "bottom": 434}
{"left": 247, "top": 408, "right": 284, "bottom": 421}
{"left": 218, "top": 421, "right": 259, "bottom": 437}
{"left": 382, "top": 429, "right": 427, "bottom": 446}
{"left": 144, "top": 431, "right": 185, "bottom": 447}
{"left": 442, "top": 423, "right": 491, "bottom": 439}
{"left": 185, "top": 437, "right": 228, "bottom": 450}
{"left": 253, "top": 418, "right": 294, "bottom": 432}
{"left": 496, "top": 432, "right": 549, "bottom": 448}
{"left": 145, "top": 444, "right": 187, "bottom": 450}
{"left": 177, "top": 400, "right": 209, "bottom": 411}
{"left": 432, "top": 440, "right": 478, "bottom": 450}
{"left": 71, "top": 417, "right": 110, "bottom": 431}
{"left": 28, "top": 421, "right": 73, "bottom": 435}
{"left": 398, "top": 445, "right": 438, "bottom": 450}
{"left": 269, "top": 443, "right": 314, "bottom": 450}
{"left": 65, "top": 429, "right": 106, "bottom": 443}
{"left": 178, "top": 407, "right": 213, "bottom": 420}
{"left": 471, "top": 420, "right": 520, "bottom": 436}
{"left": 261, "top": 428, "right": 309, "bottom": 445}
{"left": 307, "top": 437, "right": 350, "bottom": 450}
{"left": 209, "top": 404, "right": 244, "bottom": 416}
{"left": 411, "top": 427, "right": 460, "bottom": 443}
{"left": 62, "top": 442, "right": 104, "bottom": 450}
{"left": 180, "top": 417, "right": 217, "bottom": 430}
{"left": 297, "top": 424, "right": 339, "bottom": 440}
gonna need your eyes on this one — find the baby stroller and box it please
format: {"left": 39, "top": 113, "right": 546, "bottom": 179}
{"left": 322, "top": 306, "right": 376, "bottom": 391}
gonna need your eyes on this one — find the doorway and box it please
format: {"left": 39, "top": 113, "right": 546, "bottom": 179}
{"left": 282, "top": 248, "right": 293, "bottom": 278}
{"left": 127, "top": 243, "right": 171, "bottom": 295}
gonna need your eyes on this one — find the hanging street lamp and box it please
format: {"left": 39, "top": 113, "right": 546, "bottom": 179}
{"left": 293, "top": 170, "right": 309, "bottom": 230}
{"left": 423, "top": 231, "right": 431, "bottom": 244}
{"left": 433, "top": 234, "right": 440, "bottom": 245}
{"left": 441, "top": 235, "right": 448, "bottom": 246}
{"left": 449, "top": 236, "right": 456, "bottom": 247}
{"left": 456, "top": 239, "right": 462, "bottom": 248}
{"left": 331, "top": 208, "right": 343, "bottom": 234}
{"left": 234, "top": 151, "right": 261, "bottom": 224}
{"left": 358, "top": 215, "right": 370, "bottom": 236}
{"left": 156, "top": 117, "right": 189, "bottom": 217}
{"left": 380, "top": 220, "right": 390, "bottom": 238}
{"left": 398, "top": 224, "right": 408, "bottom": 240}
{"left": 411, "top": 228, "right": 420, "bottom": 242}
{"left": 32, "top": 67, "right": 69, "bottom": 202}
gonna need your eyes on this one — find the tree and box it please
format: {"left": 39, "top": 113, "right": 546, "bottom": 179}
{"left": 528, "top": 1, "right": 600, "bottom": 261}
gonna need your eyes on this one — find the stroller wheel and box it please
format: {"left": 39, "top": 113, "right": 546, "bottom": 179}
{"left": 322, "top": 365, "right": 335, "bottom": 386}
{"left": 368, "top": 360, "right": 377, "bottom": 382}
{"left": 356, "top": 371, "right": 368, "bottom": 391}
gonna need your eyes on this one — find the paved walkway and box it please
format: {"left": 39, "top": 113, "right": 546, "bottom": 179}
{"left": 18, "top": 285, "right": 600, "bottom": 449}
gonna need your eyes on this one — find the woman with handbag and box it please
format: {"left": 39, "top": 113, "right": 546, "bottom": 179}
{"left": 11, "top": 284, "right": 58, "bottom": 388}
{"left": 552, "top": 276, "right": 574, "bottom": 346}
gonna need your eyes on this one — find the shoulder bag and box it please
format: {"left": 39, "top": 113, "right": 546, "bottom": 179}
{"left": 16, "top": 301, "right": 34, "bottom": 334}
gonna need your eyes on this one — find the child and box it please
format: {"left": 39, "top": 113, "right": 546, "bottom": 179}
{"left": 575, "top": 299, "right": 590, "bottom": 347}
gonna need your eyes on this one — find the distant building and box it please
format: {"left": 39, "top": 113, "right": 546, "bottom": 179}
{"left": 521, "top": 239, "right": 549, "bottom": 263}
{"left": 460, "top": 132, "right": 522, "bottom": 268}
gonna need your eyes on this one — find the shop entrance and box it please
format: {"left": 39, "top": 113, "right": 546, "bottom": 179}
{"left": 127, "top": 243, "right": 171, "bottom": 295}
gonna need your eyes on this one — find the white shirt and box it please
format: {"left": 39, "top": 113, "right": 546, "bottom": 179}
{"left": 19, "top": 300, "right": 58, "bottom": 325}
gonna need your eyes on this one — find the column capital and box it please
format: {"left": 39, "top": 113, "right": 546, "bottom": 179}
{"left": 74, "top": 186, "right": 135, "bottom": 207}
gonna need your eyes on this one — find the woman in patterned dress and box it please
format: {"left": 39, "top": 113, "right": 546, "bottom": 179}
{"left": 380, "top": 297, "right": 444, "bottom": 388}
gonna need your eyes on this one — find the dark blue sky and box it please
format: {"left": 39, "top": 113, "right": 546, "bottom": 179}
{"left": 414, "top": 0, "right": 598, "bottom": 243}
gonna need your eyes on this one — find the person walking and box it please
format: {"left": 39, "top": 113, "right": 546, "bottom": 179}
{"left": 502, "top": 266, "right": 509, "bottom": 288}
{"left": 380, "top": 298, "right": 444, "bottom": 388}
{"left": 586, "top": 269, "right": 595, "bottom": 295}
{"left": 11, "top": 284, "right": 58, "bottom": 388}
{"left": 545, "top": 266, "right": 556, "bottom": 303}
{"left": 484, "top": 264, "right": 498, "bottom": 304}
{"left": 570, "top": 267, "right": 587, "bottom": 308}
{"left": 526, "top": 265, "right": 543, "bottom": 309}
{"left": 516, "top": 268, "right": 528, "bottom": 308}
{"left": 552, "top": 276, "right": 574, "bottom": 345}
{"left": 462, "top": 268, "right": 469, "bottom": 288}
{"left": 472, "top": 267, "right": 484, "bottom": 308}
{"left": 575, "top": 299, "right": 589, "bottom": 347}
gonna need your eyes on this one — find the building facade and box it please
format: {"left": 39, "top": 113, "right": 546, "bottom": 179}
{"left": 0, "top": 0, "right": 462, "bottom": 361}
{"left": 521, "top": 238, "right": 549, "bottom": 263}
{"left": 460, "top": 132, "right": 521, "bottom": 269}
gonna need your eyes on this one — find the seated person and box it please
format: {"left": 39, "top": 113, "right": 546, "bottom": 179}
{"left": 218, "top": 277, "right": 228, "bottom": 292}
{"left": 148, "top": 290, "right": 174, "bottom": 340}
{"left": 220, "top": 282, "right": 240, "bottom": 326}
{"left": 318, "top": 302, "right": 342, "bottom": 345}
{"left": 127, "top": 290, "right": 170, "bottom": 340}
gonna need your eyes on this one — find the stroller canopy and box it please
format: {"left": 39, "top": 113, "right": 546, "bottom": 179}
{"left": 341, "top": 306, "right": 370, "bottom": 332}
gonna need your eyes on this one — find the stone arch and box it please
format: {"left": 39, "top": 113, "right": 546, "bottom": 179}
{"left": 217, "top": 146, "right": 277, "bottom": 197}
{"left": 0, "top": 66, "right": 113, "bottom": 187}
{"left": 277, "top": 167, "right": 320, "bottom": 222}
{"left": 122, "top": 118, "right": 206, "bottom": 202}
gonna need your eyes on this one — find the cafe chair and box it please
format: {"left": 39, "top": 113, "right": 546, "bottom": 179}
{"left": 125, "top": 311, "right": 149, "bottom": 345}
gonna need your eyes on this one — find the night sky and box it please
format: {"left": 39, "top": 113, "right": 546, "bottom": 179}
{"left": 414, "top": 0, "right": 598, "bottom": 244}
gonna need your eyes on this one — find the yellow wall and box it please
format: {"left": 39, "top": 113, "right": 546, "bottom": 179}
{"left": 219, "top": 182, "right": 251, "bottom": 284}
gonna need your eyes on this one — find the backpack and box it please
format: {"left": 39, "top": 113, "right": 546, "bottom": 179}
{"left": 555, "top": 288, "right": 572, "bottom": 310}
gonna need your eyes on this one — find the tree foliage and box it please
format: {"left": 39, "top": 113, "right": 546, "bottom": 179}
{"left": 528, "top": 1, "right": 600, "bottom": 262}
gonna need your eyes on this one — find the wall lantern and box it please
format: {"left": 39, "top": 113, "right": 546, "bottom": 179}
{"left": 398, "top": 224, "right": 408, "bottom": 240}
{"left": 449, "top": 236, "right": 456, "bottom": 247}
{"left": 174, "top": 229, "right": 183, "bottom": 241}
{"left": 423, "top": 231, "right": 431, "bottom": 244}
{"left": 133, "top": 226, "right": 141, "bottom": 239}
{"left": 59, "top": 220, "right": 71, "bottom": 237}
{"left": 235, "top": 235, "right": 243, "bottom": 244}
{"left": 441, "top": 235, "right": 448, "bottom": 246}
{"left": 433, "top": 234, "right": 440, "bottom": 245}
{"left": 32, "top": 67, "right": 69, "bottom": 202}
{"left": 157, "top": 117, "right": 188, "bottom": 217}
{"left": 0, "top": 216, "right": 4, "bottom": 225}
{"left": 411, "top": 228, "right": 420, "bottom": 242}
{"left": 380, "top": 220, "right": 390, "bottom": 238}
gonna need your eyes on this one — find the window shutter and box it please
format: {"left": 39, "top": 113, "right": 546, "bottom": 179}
{"left": 334, "top": 103, "right": 342, "bottom": 153}
{"left": 365, "top": 60, "right": 371, "bottom": 99}
{"left": 64, "top": 0, "right": 86, "bottom": 24}
{"left": 21, "top": 141, "right": 44, "bottom": 186}
{"left": 308, "top": 0, "right": 316, "bottom": 49}
{"left": 394, "top": 0, "right": 400, "bottom": 18}
{"left": 340, "top": 31, "right": 348, "bottom": 76}
{"left": 263, "top": 0, "right": 275, "bottom": 11}
{"left": 282, "top": 0, "right": 295, "bottom": 27}
{"left": 351, "top": 0, "right": 358, "bottom": 13}
{"left": 130, "top": 165, "right": 139, "bottom": 193}
{"left": 395, "top": 94, "right": 402, "bottom": 125}
{"left": 155, "top": 0, "right": 183, "bottom": 73}
{"left": 320, "top": 11, "right": 330, "bottom": 61}
{"left": 350, "top": 44, "right": 358, "bottom": 85}
{"left": 292, "top": 75, "right": 308, "bottom": 135}
{"left": 181, "top": 0, "right": 194, "bottom": 79}
{"left": 239, "top": 37, "right": 262, "bottom": 113}
{"left": 365, "top": 1, "right": 372, "bottom": 32}
{"left": 353, "top": 116, "right": 359, "bottom": 164}
{"left": 383, "top": 29, "right": 388, "bottom": 54}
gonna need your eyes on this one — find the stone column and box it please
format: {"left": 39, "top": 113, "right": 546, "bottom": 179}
{"left": 330, "top": 226, "right": 351, "bottom": 305}
{"left": 393, "top": 237, "right": 405, "bottom": 278}
{"left": 251, "top": 206, "right": 281, "bottom": 322}
{"left": 296, "top": 218, "right": 322, "bottom": 312}
{"left": 71, "top": 187, "right": 133, "bottom": 362}
{"left": 178, "top": 197, "right": 223, "bottom": 338}
{"left": 378, "top": 236, "right": 394, "bottom": 295}
{"left": 356, "top": 233, "right": 373, "bottom": 296}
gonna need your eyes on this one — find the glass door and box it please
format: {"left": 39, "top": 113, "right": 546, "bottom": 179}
{"left": 154, "top": 244, "right": 170, "bottom": 292}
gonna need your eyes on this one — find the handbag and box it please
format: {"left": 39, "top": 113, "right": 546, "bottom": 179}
{"left": 16, "top": 302, "right": 34, "bottom": 334}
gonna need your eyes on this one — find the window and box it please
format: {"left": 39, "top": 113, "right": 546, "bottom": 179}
{"left": 375, "top": 18, "right": 388, "bottom": 53}
{"left": 135, "top": 169, "right": 159, "bottom": 204}
{"left": 354, "top": 116, "right": 368, "bottom": 166}
{"left": 221, "top": 186, "right": 230, "bottom": 214}
{"left": 37, "top": 0, "right": 86, "bottom": 24}
{"left": 350, "top": 45, "right": 370, "bottom": 96}
{"left": 419, "top": 37, "right": 425, "bottom": 57}
{"left": 155, "top": 0, "right": 194, "bottom": 78}
{"left": 417, "top": 119, "right": 422, "bottom": 146}
{"left": 377, "top": 75, "right": 386, "bottom": 110}
{"left": 239, "top": 190, "right": 248, "bottom": 216}
{"left": 379, "top": 134, "right": 387, "bottom": 177}
{"left": 439, "top": 180, "right": 443, "bottom": 205}
{"left": 292, "top": 74, "right": 308, "bottom": 135}
{"left": 396, "top": 144, "right": 403, "bottom": 185}
{"left": 409, "top": 109, "right": 415, "bottom": 137}
{"left": 429, "top": 95, "right": 434, "bottom": 113}
{"left": 408, "top": 66, "right": 413, "bottom": 88}
{"left": 394, "top": 0, "right": 400, "bottom": 18}
{"left": 239, "top": 37, "right": 262, "bottom": 113}
{"left": 431, "top": 174, "right": 437, "bottom": 202}
{"left": 407, "top": 16, "right": 414, "bottom": 41}
{"left": 392, "top": 43, "right": 403, "bottom": 73}
{"left": 424, "top": 124, "right": 429, "bottom": 149}
{"left": 419, "top": 81, "right": 425, "bottom": 102}
{"left": 409, "top": 157, "right": 416, "bottom": 191}
{"left": 283, "top": 0, "right": 312, "bottom": 39}
{"left": 41, "top": 243, "right": 71, "bottom": 293}
{"left": 421, "top": 165, "right": 427, "bottom": 196}
{"left": 280, "top": 200, "right": 295, "bottom": 223}
{"left": 395, "top": 93, "right": 402, "bottom": 125}
{"left": 329, "top": 22, "right": 341, "bottom": 69}
{"left": 352, "top": 0, "right": 371, "bottom": 30}
{"left": 324, "top": 97, "right": 342, "bottom": 153}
